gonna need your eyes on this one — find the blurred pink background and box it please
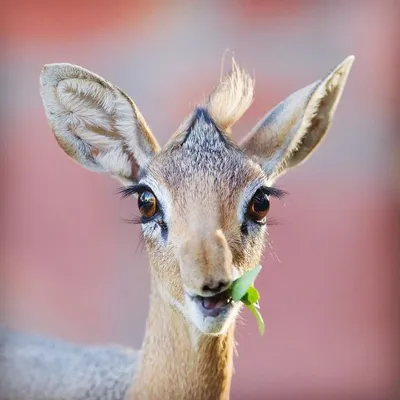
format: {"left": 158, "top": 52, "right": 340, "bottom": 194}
{"left": 1, "top": 1, "right": 399, "bottom": 399}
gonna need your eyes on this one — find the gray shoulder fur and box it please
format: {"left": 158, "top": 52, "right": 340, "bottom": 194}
{"left": 0, "top": 326, "right": 138, "bottom": 400}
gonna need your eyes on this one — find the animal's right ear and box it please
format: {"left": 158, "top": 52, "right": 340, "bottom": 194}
{"left": 40, "top": 63, "right": 160, "bottom": 184}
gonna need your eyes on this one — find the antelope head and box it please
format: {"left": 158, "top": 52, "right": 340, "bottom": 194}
{"left": 40, "top": 56, "right": 354, "bottom": 335}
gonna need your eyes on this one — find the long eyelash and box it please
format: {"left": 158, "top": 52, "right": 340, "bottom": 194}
{"left": 118, "top": 186, "right": 137, "bottom": 198}
{"left": 121, "top": 215, "right": 143, "bottom": 225}
{"left": 118, "top": 184, "right": 151, "bottom": 199}
{"left": 262, "top": 186, "right": 288, "bottom": 200}
{"left": 266, "top": 217, "right": 284, "bottom": 226}
{"left": 121, "top": 216, "right": 146, "bottom": 254}
{"left": 266, "top": 217, "right": 281, "bottom": 227}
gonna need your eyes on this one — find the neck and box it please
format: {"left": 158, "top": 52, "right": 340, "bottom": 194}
{"left": 128, "top": 284, "right": 234, "bottom": 400}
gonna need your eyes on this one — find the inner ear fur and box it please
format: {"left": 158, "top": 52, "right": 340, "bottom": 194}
{"left": 240, "top": 56, "right": 355, "bottom": 180}
{"left": 40, "top": 63, "right": 160, "bottom": 184}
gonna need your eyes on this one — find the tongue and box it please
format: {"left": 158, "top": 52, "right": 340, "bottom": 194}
{"left": 202, "top": 298, "right": 226, "bottom": 310}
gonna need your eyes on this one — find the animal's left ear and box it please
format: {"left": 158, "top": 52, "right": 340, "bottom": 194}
{"left": 240, "top": 56, "right": 355, "bottom": 181}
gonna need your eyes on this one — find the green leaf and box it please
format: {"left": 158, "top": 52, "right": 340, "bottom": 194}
{"left": 245, "top": 303, "right": 265, "bottom": 335}
{"left": 240, "top": 293, "right": 252, "bottom": 306}
{"left": 230, "top": 265, "right": 262, "bottom": 301}
{"left": 245, "top": 286, "right": 260, "bottom": 304}
{"left": 229, "top": 265, "right": 264, "bottom": 336}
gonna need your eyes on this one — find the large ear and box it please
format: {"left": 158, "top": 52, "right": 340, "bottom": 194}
{"left": 40, "top": 63, "right": 160, "bottom": 184}
{"left": 240, "top": 56, "right": 355, "bottom": 181}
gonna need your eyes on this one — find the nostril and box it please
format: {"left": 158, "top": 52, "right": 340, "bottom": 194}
{"left": 202, "top": 280, "right": 230, "bottom": 294}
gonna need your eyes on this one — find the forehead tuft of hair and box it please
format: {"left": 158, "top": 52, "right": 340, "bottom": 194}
{"left": 206, "top": 58, "right": 255, "bottom": 132}
{"left": 165, "top": 58, "right": 255, "bottom": 148}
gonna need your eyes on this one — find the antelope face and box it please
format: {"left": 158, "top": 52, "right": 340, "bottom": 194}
{"left": 136, "top": 109, "right": 282, "bottom": 334}
{"left": 40, "top": 56, "right": 354, "bottom": 336}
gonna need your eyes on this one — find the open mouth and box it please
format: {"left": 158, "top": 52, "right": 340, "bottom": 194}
{"left": 192, "top": 290, "right": 234, "bottom": 317}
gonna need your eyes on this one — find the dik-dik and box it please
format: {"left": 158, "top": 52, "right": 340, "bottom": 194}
{"left": 0, "top": 56, "right": 354, "bottom": 399}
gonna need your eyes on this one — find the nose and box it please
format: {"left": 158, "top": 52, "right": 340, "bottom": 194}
{"left": 179, "top": 229, "right": 233, "bottom": 296}
{"left": 202, "top": 279, "right": 231, "bottom": 295}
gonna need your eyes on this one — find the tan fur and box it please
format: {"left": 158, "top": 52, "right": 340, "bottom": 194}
{"left": 128, "top": 287, "right": 234, "bottom": 400}
{"left": 37, "top": 56, "right": 355, "bottom": 399}
{"left": 180, "top": 229, "right": 233, "bottom": 295}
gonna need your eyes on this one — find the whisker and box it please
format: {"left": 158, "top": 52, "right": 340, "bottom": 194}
{"left": 266, "top": 238, "right": 281, "bottom": 264}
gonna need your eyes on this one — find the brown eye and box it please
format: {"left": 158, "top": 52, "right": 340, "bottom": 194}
{"left": 138, "top": 191, "right": 158, "bottom": 219}
{"left": 248, "top": 190, "right": 270, "bottom": 222}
